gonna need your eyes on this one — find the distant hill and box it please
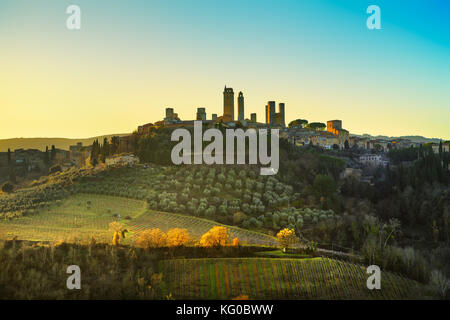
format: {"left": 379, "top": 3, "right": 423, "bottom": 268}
{"left": 0, "top": 134, "right": 130, "bottom": 152}
{"left": 351, "top": 134, "right": 442, "bottom": 144}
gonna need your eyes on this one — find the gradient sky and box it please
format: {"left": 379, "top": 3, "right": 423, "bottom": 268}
{"left": 0, "top": 0, "right": 449, "bottom": 140}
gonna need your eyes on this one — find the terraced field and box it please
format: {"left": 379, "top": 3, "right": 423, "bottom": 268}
{"left": 128, "top": 210, "right": 277, "bottom": 246}
{"left": 160, "top": 257, "right": 421, "bottom": 300}
{"left": 0, "top": 194, "right": 146, "bottom": 242}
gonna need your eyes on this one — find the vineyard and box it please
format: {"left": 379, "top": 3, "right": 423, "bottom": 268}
{"left": 0, "top": 194, "right": 146, "bottom": 242}
{"left": 160, "top": 257, "right": 421, "bottom": 300}
{"left": 127, "top": 210, "right": 277, "bottom": 246}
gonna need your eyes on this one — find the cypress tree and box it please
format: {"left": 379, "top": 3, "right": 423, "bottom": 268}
{"left": 44, "top": 146, "right": 50, "bottom": 166}
{"left": 51, "top": 145, "right": 56, "bottom": 161}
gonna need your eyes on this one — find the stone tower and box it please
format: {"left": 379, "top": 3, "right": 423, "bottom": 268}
{"left": 223, "top": 86, "right": 234, "bottom": 122}
{"left": 196, "top": 107, "right": 206, "bottom": 121}
{"left": 237, "top": 91, "right": 244, "bottom": 121}
{"left": 278, "top": 103, "right": 285, "bottom": 127}
{"left": 266, "top": 101, "right": 276, "bottom": 125}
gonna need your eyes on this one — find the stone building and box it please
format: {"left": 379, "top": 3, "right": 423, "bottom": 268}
{"left": 0, "top": 152, "right": 10, "bottom": 167}
{"left": 359, "top": 154, "right": 389, "bottom": 167}
{"left": 14, "top": 149, "right": 45, "bottom": 171}
{"left": 266, "top": 101, "right": 286, "bottom": 127}
{"left": 196, "top": 107, "right": 206, "bottom": 121}
{"left": 327, "top": 120, "right": 349, "bottom": 147}
{"left": 237, "top": 91, "right": 244, "bottom": 121}
{"left": 105, "top": 153, "right": 139, "bottom": 167}
{"left": 223, "top": 86, "right": 234, "bottom": 122}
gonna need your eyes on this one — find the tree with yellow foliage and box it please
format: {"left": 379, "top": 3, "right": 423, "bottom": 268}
{"left": 112, "top": 232, "right": 120, "bottom": 245}
{"left": 136, "top": 228, "right": 168, "bottom": 248}
{"left": 109, "top": 221, "right": 128, "bottom": 246}
{"left": 200, "top": 226, "right": 229, "bottom": 247}
{"left": 276, "top": 228, "right": 298, "bottom": 252}
{"left": 167, "top": 228, "right": 190, "bottom": 247}
{"left": 232, "top": 237, "right": 239, "bottom": 247}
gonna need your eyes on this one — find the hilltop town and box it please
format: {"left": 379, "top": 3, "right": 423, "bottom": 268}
{"left": 1, "top": 85, "right": 449, "bottom": 185}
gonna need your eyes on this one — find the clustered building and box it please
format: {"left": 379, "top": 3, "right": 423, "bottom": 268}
{"left": 133, "top": 85, "right": 450, "bottom": 169}
{"left": 136, "top": 85, "right": 287, "bottom": 131}
{"left": 265, "top": 101, "right": 285, "bottom": 127}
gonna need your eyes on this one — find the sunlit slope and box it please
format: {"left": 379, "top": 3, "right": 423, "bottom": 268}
{"left": 0, "top": 194, "right": 146, "bottom": 242}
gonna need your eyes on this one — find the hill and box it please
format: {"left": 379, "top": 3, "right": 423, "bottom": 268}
{"left": 351, "top": 133, "right": 442, "bottom": 144}
{"left": 0, "top": 134, "right": 129, "bottom": 152}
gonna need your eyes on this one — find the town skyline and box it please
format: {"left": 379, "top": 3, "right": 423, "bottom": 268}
{"left": 1, "top": 1, "right": 449, "bottom": 140}
{"left": 1, "top": 84, "right": 449, "bottom": 141}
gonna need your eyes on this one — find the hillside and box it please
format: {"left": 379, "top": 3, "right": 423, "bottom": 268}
{"left": 0, "top": 193, "right": 276, "bottom": 247}
{"left": 0, "top": 134, "right": 129, "bottom": 152}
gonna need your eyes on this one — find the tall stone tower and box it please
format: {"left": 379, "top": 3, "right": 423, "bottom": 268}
{"left": 266, "top": 101, "right": 276, "bottom": 125}
{"left": 223, "top": 86, "right": 234, "bottom": 122}
{"left": 237, "top": 91, "right": 244, "bottom": 121}
{"left": 265, "top": 104, "right": 268, "bottom": 123}
{"left": 278, "top": 103, "right": 285, "bottom": 127}
{"left": 196, "top": 107, "right": 206, "bottom": 121}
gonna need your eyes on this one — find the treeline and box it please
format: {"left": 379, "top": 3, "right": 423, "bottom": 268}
{"left": 89, "top": 137, "right": 120, "bottom": 166}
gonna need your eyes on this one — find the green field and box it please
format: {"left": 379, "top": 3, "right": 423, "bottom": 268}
{"left": 160, "top": 257, "right": 421, "bottom": 300}
{"left": 0, "top": 194, "right": 146, "bottom": 242}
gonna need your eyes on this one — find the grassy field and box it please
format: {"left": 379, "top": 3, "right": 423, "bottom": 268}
{"left": 127, "top": 210, "right": 277, "bottom": 246}
{"left": 0, "top": 194, "right": 146, "bottom": 242}
{"left": 160, "top": 257, "right": 422, "bottom": 300}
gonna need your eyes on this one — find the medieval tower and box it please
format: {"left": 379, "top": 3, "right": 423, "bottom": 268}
{"left": 223, "top": 86, "right": 234, "bottom": 122}
{"left": 238, "top": 91, "right": 244, "bottom": 121}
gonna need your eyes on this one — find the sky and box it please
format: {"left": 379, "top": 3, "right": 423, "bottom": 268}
{"left": 0, "top": 0, "right": 449, "bottom": 140}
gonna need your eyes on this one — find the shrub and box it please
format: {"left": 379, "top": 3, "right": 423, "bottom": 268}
{"left": 49, "top": 165, "right": 62, "bottom": 174}
{"left": 1, "top": 182, "right": 14, "bottom": 193}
